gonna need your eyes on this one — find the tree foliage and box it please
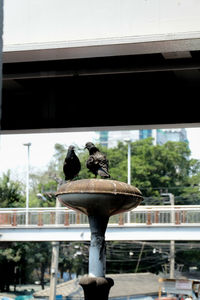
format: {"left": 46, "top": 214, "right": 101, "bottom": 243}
{"left": 31, "top": 138, "right": 200, "bottom": 205}
{"left": 0, "top": 171, "right": 25, "bottom": 208}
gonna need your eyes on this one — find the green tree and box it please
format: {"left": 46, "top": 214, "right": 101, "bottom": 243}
{"left": 0, "top": 243, "right": 21, "bottom": 291}
{"left": 42, "top": 139, "right": 200, "bottom": 202}
{"left": 27, "top": 242, "right": 52, "bottom": 289}
{"left": 0, "top": 171, "right": 25, "bottom": 208}
{"left": 59, "top": 242, "right": 88, "bottom": 278}
{"left": 129, "top": 139, "right": 192, "bottom": 197}
{"left": 97, "top": 138, "right": 198, "bottom": 200}
{"left": 30, "top": 169, "right": 57, "bottom": 207}
{"left": 0, "top": 242, "right": 34, "bottom": 292}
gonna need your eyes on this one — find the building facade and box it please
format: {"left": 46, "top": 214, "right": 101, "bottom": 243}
{"left": 156, "top": 128, "right": 188, "bottom": 145}
{"left": 98, "top": 129, "right": 188, "bottom": 147}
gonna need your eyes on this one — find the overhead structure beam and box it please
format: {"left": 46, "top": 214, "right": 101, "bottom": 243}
{"left": 3, "top": 60, "right": 200, "bottom": 81}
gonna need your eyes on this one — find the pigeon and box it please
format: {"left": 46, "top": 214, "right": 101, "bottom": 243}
{"left": 63, "top": 145, "right": 81, "bottom": 181}
{"left": 85, "top": 142, "right": 110, "bottom": 178}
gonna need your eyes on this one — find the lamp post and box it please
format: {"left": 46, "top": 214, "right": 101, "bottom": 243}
{"left": 124, "top": 139, "right": 131, "bottom": 185}
{"left": 23, "top": 142, "right": 31, "bottom": 225}
{"left": 124, "top": 139, "right": 131, "bottom": 223}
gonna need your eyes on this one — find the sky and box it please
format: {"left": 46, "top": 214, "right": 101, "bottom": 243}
{"left": 0, "top": 127, "right": 200, "bottom": 182}
{"left": 0, "top": 130, "right": 98, "bottom": 181}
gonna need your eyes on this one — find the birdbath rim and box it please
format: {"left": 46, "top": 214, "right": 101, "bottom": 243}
{"left": 56, "top": 179, "right": 143, "bottom": 217}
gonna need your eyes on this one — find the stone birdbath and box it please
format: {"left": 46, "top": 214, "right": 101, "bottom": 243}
{"left": 56, "top": 179, "right": 143, "bottom": 300}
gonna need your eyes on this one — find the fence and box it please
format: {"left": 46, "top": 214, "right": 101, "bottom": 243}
{"left": 0, "top": 206, "right": 200, "bottom": 227}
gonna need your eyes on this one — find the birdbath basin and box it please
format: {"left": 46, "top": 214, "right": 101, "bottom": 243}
{"left": 56, "top": 179, "right": 142, "bottom": 217}
{"left": 56, "top": 179, "right": 143, "bottom": 300}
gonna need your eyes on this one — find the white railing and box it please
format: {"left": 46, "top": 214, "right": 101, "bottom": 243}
{"left": 0, "top": 206, "right": 200, "bottom": 227}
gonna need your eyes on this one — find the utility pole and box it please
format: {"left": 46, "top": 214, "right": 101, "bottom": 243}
{"left": 49, "top": 241, "right": 59, "bottom": 300}
{"left": 49, "top": 190, "right": 61, "bottom": 300}
{"left": 135, "top": 242, "right": 145, "bottom": 273}
{"left": 170, "top": 240, "right": 175, "bottom": 279}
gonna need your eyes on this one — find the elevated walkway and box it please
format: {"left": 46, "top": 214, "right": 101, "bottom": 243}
{"left": 0, "top": 206, "right": 200, "bottom": 241}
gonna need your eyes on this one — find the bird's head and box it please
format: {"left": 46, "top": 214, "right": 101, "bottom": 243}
{"left": 68, "top": 145, "right": 75, "bottom": 151}
{"left": 66, "top": 145, "right": 76, "bottom": 159}
{"left": 85, "top": 142, "right": 99, "bottom": 154}
{"left": 85, "top": 142, "right": 95, "bottom": 150}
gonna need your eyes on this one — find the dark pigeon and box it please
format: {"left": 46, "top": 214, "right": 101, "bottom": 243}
{"left": 63, "top": 145, "right": 81, "bottom": 181}
{"left": 85, "top": 142, "right": 110, "bottom": 179}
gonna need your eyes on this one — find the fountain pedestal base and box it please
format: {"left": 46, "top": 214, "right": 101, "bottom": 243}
{"left": 79, "top": 276, "right": 114, "bottom": 300}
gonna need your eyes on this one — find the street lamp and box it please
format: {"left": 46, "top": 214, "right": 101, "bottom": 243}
{"left": 124, "top": 139, "right": 131, "bottom": 223}
{"left": 23, "top": 142, "right": 31, "bottom": 225}
{"left": 37, "top": 193, "right": 47, "bottom": 202}
{"left": 124, "top": 139, "right": 131, "bottom": 185}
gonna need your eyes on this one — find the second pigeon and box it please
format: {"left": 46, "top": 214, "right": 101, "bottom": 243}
{"left": 85, "top": 142, "right": 110, "bottom": 179}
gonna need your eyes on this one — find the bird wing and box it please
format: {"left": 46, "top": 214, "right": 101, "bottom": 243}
{"left": 97, "top": 153, "right": 109, "bottom": 168}
{"left": 86, "top": 155, "right": 95, "bottom": 167}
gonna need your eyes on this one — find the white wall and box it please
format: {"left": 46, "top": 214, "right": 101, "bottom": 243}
{"left": 3, "top": 0, "right": 200, "bottom": 62}
{"left": 3, "top": 0, "right": 200, "bottom": 47}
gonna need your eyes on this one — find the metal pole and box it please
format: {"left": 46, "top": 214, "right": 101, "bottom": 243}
{"left": 169, "top": 193, "right": 175, "bottom": 279}
{"left": 49, "top": 241, "right": 59, "bottom": 300}
{"left": 23, "top": 143, "right": 31, "bottom": 225}
{"left": 170, "top": 240, "right": 175, "bottom": 279}
{"left": 49, "top": 189, "right": 61, "bottom": 300}
{"left": 125, "top": 139, "right": 131, "bottom": 223}
{"left": 127, "top": 141, "right": 131, "bottom": 223}
{"left": 169, "top": 193, "right": 175, "bottom": 224}
{"left": 161, "top": 193, "right": 175, "bottom": 278}
{"left": 127, "top": 141, "right": 131, "bottom": 185}
{"left": 135, "top": 242, "right": 145, "bottom": 273}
